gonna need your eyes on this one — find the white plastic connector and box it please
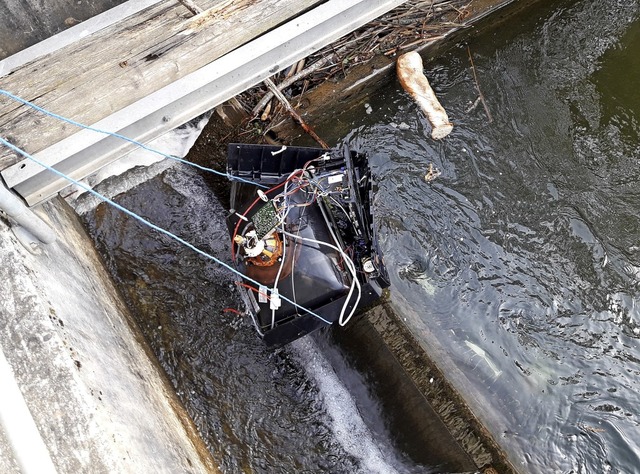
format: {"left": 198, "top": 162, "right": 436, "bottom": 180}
{"left": 271, "top": 145, "right": 287, "bottom": 156}
{"left": 269, "top": 287, "right": 282, "bottom": 311}
{"left": 258, "top": 285, "right": 268, "bottom": 303}
{"left": 257, "top": 189, "right": 269, "bottom": 202}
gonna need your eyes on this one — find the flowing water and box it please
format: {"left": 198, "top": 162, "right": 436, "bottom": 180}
{"left": 78, "top": 140, "right": 431, "bottom": 472}
{"left": 77, "top": 0, "right": 640, "bottom": 472}
{"left": 329, "top": 0, "right": 640, "bottom": 471}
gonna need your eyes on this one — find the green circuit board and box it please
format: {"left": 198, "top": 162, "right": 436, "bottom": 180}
{"left": 252, "top": 200, "right": 280, "bottom": 238}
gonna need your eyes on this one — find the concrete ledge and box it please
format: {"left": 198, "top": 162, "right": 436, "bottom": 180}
{"left": 0, "top": 198, "right": 216, "bottom": 473}
{"left": 332, "top": 303, "right": 515, "bottom": 472}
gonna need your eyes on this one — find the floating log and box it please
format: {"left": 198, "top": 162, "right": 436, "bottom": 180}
{"left": 396, "top": 51, "right": 453, "bottom": 139}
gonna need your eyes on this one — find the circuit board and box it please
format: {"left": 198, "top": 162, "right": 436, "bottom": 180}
{"left": 252, "top": 200, "right": 280, "bottom": 238}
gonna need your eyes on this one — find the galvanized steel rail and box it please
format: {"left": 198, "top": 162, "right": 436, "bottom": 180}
{"left": 0, "top": 0, "right": 407, "bottom": 206}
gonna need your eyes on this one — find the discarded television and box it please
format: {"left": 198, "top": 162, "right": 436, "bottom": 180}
{"left": 226, "top": 143, "right": 388, "bottom": 346}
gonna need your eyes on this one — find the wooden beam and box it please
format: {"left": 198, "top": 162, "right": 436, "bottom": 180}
{"left": 0, "top": 0, "right": 323, "bottom": 169}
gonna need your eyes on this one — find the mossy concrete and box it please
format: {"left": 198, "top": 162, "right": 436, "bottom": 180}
{"left": 334, "top": 303, "right": 517, "bottom": 473}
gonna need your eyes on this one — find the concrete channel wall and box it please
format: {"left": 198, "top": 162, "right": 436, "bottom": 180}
{"left": 0, "top": 198, "right": 216, "bottom": 473}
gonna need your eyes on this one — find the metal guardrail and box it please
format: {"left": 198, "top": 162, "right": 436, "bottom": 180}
{"left": 1, "top": 0, "right": 407, "bottom": 206}
{"left": 0, "top": 181, "right": 56, "bottom": 245}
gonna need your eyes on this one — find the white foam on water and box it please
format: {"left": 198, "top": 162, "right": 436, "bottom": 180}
{"left": 66, "top": 115, "right": 210, "bottom": 213}
{"left": 290, "top": 337, "right": 401, "bottom": 474}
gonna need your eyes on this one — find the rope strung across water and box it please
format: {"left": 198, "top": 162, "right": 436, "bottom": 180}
{"left": 0, "top": 90, "right": 331, "bottom": 325}
{"left": 0, "top": 89, "right": 262, "bottom": 188}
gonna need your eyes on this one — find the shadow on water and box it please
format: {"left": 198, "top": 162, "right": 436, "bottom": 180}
{"left": 322, "top": 0, "right": 640, "bottom": 471}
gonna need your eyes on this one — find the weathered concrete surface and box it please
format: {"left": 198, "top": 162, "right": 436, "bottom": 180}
{"left": 0, "top": 424, "right": 19, "bottom": 473}
{"left": 0, "top": 0, "right": 127, "bottom": 59}
{"left": 0, "top": 197, "right": 217, "bottom": 473}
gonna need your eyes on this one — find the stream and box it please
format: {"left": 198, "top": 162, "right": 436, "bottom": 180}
{"left": 334, "top": 0, "right": 640, "bottom": 471}
{"left": 78, "top": 0, "right": 640, "bottom": 472}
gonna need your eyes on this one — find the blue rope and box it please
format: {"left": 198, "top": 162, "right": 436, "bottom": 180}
{"left": 0, "top": 88, "right": 263, "bottom": 188}
{"left": 0, "top": 136, "right": 331, "bottom": 325}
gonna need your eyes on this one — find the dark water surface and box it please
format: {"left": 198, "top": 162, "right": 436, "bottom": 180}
{"left": 80, "top": 0, "right": 640, "bottom": 472}
{"left": 328, "top": 0, "right": 640, "bottom": 471}
{"left": 83, "top": 165, "right": 433, "bottom": 473}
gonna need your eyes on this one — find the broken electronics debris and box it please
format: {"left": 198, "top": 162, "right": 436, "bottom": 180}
{"left": 226, "top": 144, "right": 389, "bottom": 346}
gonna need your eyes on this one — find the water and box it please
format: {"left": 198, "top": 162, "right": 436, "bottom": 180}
{"left": 76, "top": 0, "right": 640, "bottom": 471}
{"left": 79, "top": 156, "right": 429, "bottom": 473}
{"left": 328, "top": 0, "right": 640, "bottom": 471}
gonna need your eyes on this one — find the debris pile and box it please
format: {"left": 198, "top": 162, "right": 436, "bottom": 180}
{"left": 232, "top": 0, "right": 470, "bottom": 138}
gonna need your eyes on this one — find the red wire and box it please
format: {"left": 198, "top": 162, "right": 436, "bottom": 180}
{"left": 230, "top": 157, "right": 324, "bottom": 260}
{"left": 231, "top": 169, "right": 305, "bottom": 260}
{"left": 235, "top": 281, "right": 270, "bottom": 300}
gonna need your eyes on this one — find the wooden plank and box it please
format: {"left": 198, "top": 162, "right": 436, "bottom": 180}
{"left": 0, "top": 0, "right": 322, "bottom": 169}
{"left": 4, "top": 0, "right": 408, "bottom": 206}
{"left": 0, "top": 0, "right": 127, "bottom": 59}
{"left": 0, "top": 0, "right": 167, "bottom": 76}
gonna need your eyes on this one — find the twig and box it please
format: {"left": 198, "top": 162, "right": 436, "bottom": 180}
{"left": 263, "top": 78, "right": 329, "bottom": 148}
{"left": 467, "top": 45, "right": 493, "bottom": 123}
{"left": 465, "top": 96, "right": 481, "bottom": 113}
{"left": 178, "top": 0, "right": 203, "bottom": 15}
{"left": 252, "top": 57, "right": 335, "bottom": 117}
{"left": 397, "top": 34, "right": 446, "bottom": 51}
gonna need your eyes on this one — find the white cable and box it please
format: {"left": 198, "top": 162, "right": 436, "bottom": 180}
{"left": 321, "top": 196, "right": 360, "bottom": 324}
{"left": 264, "top": 164, "right": 362, "bottom": 326}
{"left": 250, "top": 311, "right": 265, "bottom": 337}
{"left": 315, "top": 192, "right": 362, "bottom": 326}
{"left": 281, "top": 230, "right": 361, "bottom": 326}
{"left": 270, "top": 176, "right": 295, "bottom": 329}
{"left": 271, "top": 221, "right": 287, "bottom": 329}
{"left": 266, "top": 170, "right": 322, "bottom": 328}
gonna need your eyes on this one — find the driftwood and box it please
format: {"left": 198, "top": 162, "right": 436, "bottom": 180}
{"left": 396, "top": 51, "right": 453, "bottom": 139}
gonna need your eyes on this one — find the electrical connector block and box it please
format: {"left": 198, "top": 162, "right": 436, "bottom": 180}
{"left": 269, "top": 288, "right": 282, "bottom": 311}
